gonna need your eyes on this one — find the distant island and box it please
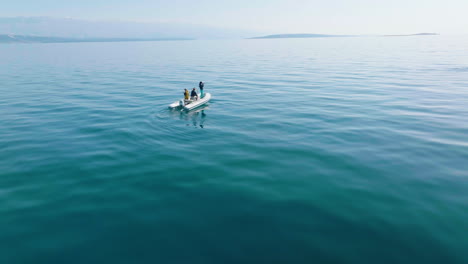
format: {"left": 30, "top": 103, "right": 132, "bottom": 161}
{"left": 0, "top": 34, "right": 193, "bottom": 44}
{"left": 250, "top": 33, "right": 440, "bottom": 39}
{"left": 250, "top": 34, "right": 355, "bottom": 39}
{"left": 384, "top": 33, "right": 439, "bottom": 37}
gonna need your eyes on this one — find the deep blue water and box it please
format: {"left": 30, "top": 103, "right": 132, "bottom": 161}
{"left": 1, "top": 36, "right": 468, "bottom": 264}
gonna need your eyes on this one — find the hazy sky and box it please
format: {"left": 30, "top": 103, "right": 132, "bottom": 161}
{"left": 1, "top": 0, "right": 467, "bottom": 34}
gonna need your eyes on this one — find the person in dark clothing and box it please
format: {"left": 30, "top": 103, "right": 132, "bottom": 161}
{"left": 199, "top": 81, "right": 205, "bottom": 98}
{"left": 190, "top": 88, "right": 198, "bottom": 100}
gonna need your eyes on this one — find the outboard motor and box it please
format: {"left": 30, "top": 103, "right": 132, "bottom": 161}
{"left": 179, "top": 100, "right": 184, "bottom": 107}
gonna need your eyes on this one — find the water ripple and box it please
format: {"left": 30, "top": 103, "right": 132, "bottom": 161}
{"left": 1, "top": 37, "right": 468, "bottom": 263}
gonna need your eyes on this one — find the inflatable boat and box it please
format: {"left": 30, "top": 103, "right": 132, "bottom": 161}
{"left": 169, "top": 93, "right": 211, "bottom": 111}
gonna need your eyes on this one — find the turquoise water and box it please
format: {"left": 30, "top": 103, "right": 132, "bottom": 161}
{"left": 1, "top": 36, "right": 468, "bottom": 263}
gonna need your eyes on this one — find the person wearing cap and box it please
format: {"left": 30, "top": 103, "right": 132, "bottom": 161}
{"left": 184, "top": 89, "right": 190, "bottom": 100}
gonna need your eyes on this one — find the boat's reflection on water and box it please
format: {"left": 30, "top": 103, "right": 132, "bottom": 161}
{"left": 170, "top": 105, "right": 209, "bottom": 128}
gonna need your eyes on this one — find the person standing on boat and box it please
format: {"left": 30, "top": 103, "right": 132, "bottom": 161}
{"left": 199, "top": 81, "right": 205, "bottom": 98}
{"left": 184, "top": 89, "right": 190, "bottom": 100}
{"left": 191, "top": 88, "right": 198, "bottom": 100}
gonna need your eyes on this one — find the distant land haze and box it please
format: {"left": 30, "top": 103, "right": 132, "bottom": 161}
{"left": 384, "top": 33, "right": 439, "bottom": 37}
{"left": 251, "top": 33, "right": 439, "bottom": 39}
{"left": 0, "top": 17, "right": 443, "bottom": 41}
{"left": 0, "top": 17, "right": 441, "bottom": 43}
{"left": 0, "top": 34, "right": 192, "bottom": 43}
{"left": 250, "top": 34, "right": 355, "bottom": 39}
{"left": 0, "top": 17, "right": 260, "bottom": 39}
{"left": 0, "top": 32, "right": 441, "bottom": 44}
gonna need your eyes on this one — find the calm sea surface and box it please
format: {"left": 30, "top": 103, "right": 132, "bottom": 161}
{"left": 1, "top": 36, "right": 468, "bottom": 264}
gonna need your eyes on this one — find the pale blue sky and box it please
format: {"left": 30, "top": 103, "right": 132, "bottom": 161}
{"left": 1, "top": 0, "right": 467, "bottom": 34}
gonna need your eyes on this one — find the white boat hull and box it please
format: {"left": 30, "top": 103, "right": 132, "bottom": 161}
{"left": 169, "top": 93, "right": 211, "bottom": 111}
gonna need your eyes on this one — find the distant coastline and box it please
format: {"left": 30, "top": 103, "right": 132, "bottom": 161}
{"left": 249, "top": 34, "right": 355, "bottom": 39}
{"left": 383, "top": 33, "right": 439, "bottom": 37}
{"left": 250, "top": 33, "right": 440, "bottom": 39}
{"left": 1, "top": 32, "right": 441, "bottom": 44}
{"left": 0, "top": 34, "right": 194, "bottom": 44}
